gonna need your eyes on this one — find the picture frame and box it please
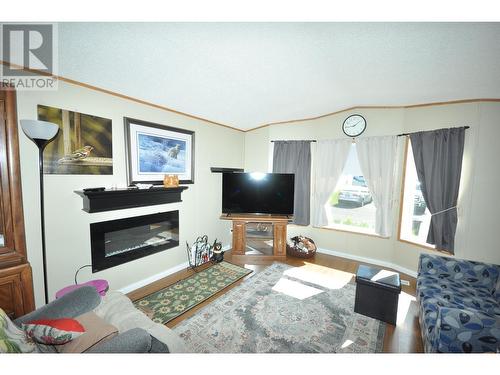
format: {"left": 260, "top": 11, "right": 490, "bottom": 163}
{"left": 124, "top": 117, "right": 195, "bottom": 185}
{"left": 38, "top": 105, "right": 113, "bottom": 175}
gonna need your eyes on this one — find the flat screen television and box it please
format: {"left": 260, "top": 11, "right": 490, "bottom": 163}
{"left": 222, "top": 172, "right": 294, "bottom": 215}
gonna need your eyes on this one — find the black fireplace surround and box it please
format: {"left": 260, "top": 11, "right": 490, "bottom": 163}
{"left": 90, "top": 211, "right": 179, "bottom": 272}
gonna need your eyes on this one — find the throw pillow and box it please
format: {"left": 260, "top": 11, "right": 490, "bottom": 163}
{"left": 56, "top": 311, "right": 118, "bottom": 353}
{"left": 0, "top": 308, "right": 38, "bottom": 353}
{"left": 22, "top": 318, "right": 85, "bottom": 345}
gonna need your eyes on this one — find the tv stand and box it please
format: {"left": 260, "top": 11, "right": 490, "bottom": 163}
{"left": 220, "top": 214, "right": 293, "bottom": 259}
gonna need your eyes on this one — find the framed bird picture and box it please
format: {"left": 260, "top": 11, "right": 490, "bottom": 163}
{"left": 37, "top": 105, "right": 113, "bottom": 175}
{"left": 124, "top": 117, "right": 195, "bottom": 185}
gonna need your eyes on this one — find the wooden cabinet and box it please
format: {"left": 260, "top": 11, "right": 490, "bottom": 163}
{"left": 221, "top": 214, "right": 291, "bottom": 259}
{"left": 0, "top": 264, "right": 35, "bottom": 318}
{"left": 0, "top": 87, "right": 35, "bottom": 318}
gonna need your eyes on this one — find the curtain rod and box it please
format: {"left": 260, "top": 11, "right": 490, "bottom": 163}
{"left": 397, "top": 126, "right": 470, "bottom": 137}
{"left": 270, "top": 140, "right": 317, "bottom": 143}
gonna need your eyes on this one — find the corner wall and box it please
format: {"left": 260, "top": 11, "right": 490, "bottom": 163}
{"left": 244, "top": 102, "right": 500, "bottom": 274}
{"left": 16, "top": 81, "right": 245, "bottom": 307}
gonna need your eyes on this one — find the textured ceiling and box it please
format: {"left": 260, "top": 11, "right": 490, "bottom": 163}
{"left": 58, "top": 22, "right": 500, "bottom": 130}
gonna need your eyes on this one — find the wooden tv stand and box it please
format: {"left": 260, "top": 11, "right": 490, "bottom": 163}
{"left": 220, "top": 214, "right": 293, "bottom": 259}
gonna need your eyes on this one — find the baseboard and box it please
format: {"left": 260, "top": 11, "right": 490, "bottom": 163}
{"left": 118, "top": 261, "right": 189, "bottom": 294}
{"left": 316, "top": 247, "right": 418, "bottom": 278}
{"left": 119, "top": 243, "right": 231, "bottom": 294}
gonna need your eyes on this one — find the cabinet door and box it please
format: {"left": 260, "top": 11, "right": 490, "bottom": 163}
{"left": 0, "top": 264, "right": 35, "bottom": 318}
{"left": 0, "top": 89, "right": 27, "bottom": 268}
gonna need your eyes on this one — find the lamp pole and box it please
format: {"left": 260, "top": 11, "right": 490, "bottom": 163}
{"left": 35, "top": 140, "right": 50, "bottom": 305}
{"left": 20, "top": 120, "right": 59, "bottom": 305}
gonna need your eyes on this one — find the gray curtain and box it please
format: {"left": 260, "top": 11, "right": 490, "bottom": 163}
{"left": 410, "top": 127, "right": 466, "bottom": 253}
{"left": 273, "top": 141, "right": 312, "bottom": 225}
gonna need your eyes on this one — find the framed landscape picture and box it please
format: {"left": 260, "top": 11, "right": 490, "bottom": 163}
{"left": 124, "top": 117, "right": 195, "bottom": 185}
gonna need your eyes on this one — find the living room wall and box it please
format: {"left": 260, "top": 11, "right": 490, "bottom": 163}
{"left": 16, "top": 81, "right": 245, "bottom": 307}
{"left": 244, "top": 101, "right": 500, "bottom": 274}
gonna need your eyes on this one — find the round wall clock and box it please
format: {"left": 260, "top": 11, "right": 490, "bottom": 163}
{"left": 342, "top": 114, "right": 367, "bottom": 137}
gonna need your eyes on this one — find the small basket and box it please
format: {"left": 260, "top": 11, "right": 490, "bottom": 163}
{"left": 286, "top": 236, "right": 316, "bottom": 259}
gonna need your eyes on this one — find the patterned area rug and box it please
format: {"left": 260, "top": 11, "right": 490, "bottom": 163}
{"left": 134, "top": 262, "right": 252, "bottom": 324}
{"left": 173, "top": 262, "right": 386, "bottom": 353}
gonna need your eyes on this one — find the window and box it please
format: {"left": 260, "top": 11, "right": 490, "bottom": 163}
{"left": 399, "top": 140, "right": 435, "bottom": 248}
{"left": 325, "top": 144, "right": 376, "bottom": 235}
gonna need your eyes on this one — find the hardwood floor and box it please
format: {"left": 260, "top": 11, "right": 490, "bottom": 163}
{"left": 127, "top": 251, "right": 424, "bottom": 353}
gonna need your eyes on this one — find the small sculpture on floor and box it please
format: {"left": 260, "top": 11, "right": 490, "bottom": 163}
{"left": 212, "top": 240, "right": 224, "bottom": 263}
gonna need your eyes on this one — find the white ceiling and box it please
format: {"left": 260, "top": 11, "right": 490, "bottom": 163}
{"left": 58, "top": 22, "right": 500, "bottom": 130}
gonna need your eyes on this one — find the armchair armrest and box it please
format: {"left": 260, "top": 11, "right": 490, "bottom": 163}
{"left": 14, "top": 286, "right": 101, "bottom": 327}
{"left": 418, "top": 254, "right": 499, "bottom": 294}
{"left": 435, "top": 307, "right": 499, "bottom": 353}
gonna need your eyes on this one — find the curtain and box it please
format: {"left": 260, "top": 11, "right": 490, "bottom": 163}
{"left": 356, "top": 135, "right": 399, "bottom": 237}
{"left": 312, "top": 139, "right": 352, "bottom": 227}
{"left": 272, "top": 141, "right": 312, "bottom": 225}
{"left": 410, "top": 127, "right": 466, "bottom": 253}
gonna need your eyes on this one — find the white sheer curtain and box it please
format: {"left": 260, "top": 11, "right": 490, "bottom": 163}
{"left": 356, "top": 135, "right": 399, "bottom": 237}
{"left": 312, "top": 139, "right": 352, "bottom": 227}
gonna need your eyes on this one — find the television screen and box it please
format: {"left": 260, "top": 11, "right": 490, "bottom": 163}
{"left": 222, "top": 173, "right": 295, "bottom": 215}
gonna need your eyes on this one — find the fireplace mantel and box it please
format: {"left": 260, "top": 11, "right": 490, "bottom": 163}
{"left": 75, "top": 186, "right": 188, "bottom": 213}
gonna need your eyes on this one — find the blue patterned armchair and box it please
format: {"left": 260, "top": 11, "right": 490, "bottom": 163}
{"left": 416, "top": 254, "right": 500, "bottom": 353}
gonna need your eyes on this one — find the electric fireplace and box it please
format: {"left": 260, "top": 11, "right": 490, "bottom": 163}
{"left": 90, "top": 211, "right": 179, "bottom": 272}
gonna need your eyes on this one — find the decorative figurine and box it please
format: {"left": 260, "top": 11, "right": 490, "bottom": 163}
{"left": 163, "top": 174, "right": 179, "bottom": 188}
{"left": 212, "top": 240, "right": 224, "bottom": 263}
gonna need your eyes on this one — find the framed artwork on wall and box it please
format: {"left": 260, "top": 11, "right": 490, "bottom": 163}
{"left": 37, "top": 105, "right": 113, "bottom": 175}
{"left": 124, "top": 117, "right": 195, "bottom": 185}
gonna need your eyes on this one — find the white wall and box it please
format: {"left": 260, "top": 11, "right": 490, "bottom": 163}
{"left": 16, "top": 81, "right": 245, "bottom": 307}
{"left": 243, "top": 126, "right": 270, "bottom": 173}
{"left": 244, "top": 102, "right": 500, "bottom": 273}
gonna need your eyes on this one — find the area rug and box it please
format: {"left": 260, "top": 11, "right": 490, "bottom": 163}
{"left": 173, "top": 262, "right": 386, "bottom": 353}
{"left": 133, "top": 262, "right": 252, "bottom": 324}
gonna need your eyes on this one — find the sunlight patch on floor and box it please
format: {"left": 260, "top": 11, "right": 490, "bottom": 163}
{"left": 341, "top": 339, "right": 354, "bottom": 349}
{"left": 272, "top": 277, "right": 324, "bottom": 300}
{"left": 283, "top": 262, "right": 353, "bottom": 290}
{"left": 396, "top": 291, "right": 416, "bottom": 325}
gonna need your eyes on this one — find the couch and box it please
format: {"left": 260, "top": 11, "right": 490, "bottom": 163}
{"left": 416, "top": 253, "right": 500, "bottom": 353}
{"left": 12, "top": 286, "right": 184, "bottom": 353}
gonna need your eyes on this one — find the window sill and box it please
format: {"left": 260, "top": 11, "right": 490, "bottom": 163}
{"left": 397, "top": 237, "right": 451, "bottom": 254}
{"left": 313, "top": 225, "right": 388, "bottom": 239}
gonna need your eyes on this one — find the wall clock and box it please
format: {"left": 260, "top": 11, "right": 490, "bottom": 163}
{"left": 342, "top": 114, "right": 367, "bottom": 137}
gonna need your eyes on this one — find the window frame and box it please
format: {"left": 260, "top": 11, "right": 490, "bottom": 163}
{"left": 314, "top": 225, "right": 386, "bottom": 239}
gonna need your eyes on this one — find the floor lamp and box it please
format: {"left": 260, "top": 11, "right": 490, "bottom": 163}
{"left": 20, "top": 120, "right": 59, "bottom": 305}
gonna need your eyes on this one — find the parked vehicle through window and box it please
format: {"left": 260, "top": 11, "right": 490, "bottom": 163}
{"left": 325, "top": 144, "right": 376, "bottom": 234}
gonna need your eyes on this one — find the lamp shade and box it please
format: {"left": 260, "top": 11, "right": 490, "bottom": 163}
{"left": 20, "top": 120, "right": 59, "bottom": 141}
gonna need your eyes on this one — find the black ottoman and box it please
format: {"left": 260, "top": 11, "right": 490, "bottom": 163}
{"left": 354, "top": 264, "right": 401, "bottom": 325}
